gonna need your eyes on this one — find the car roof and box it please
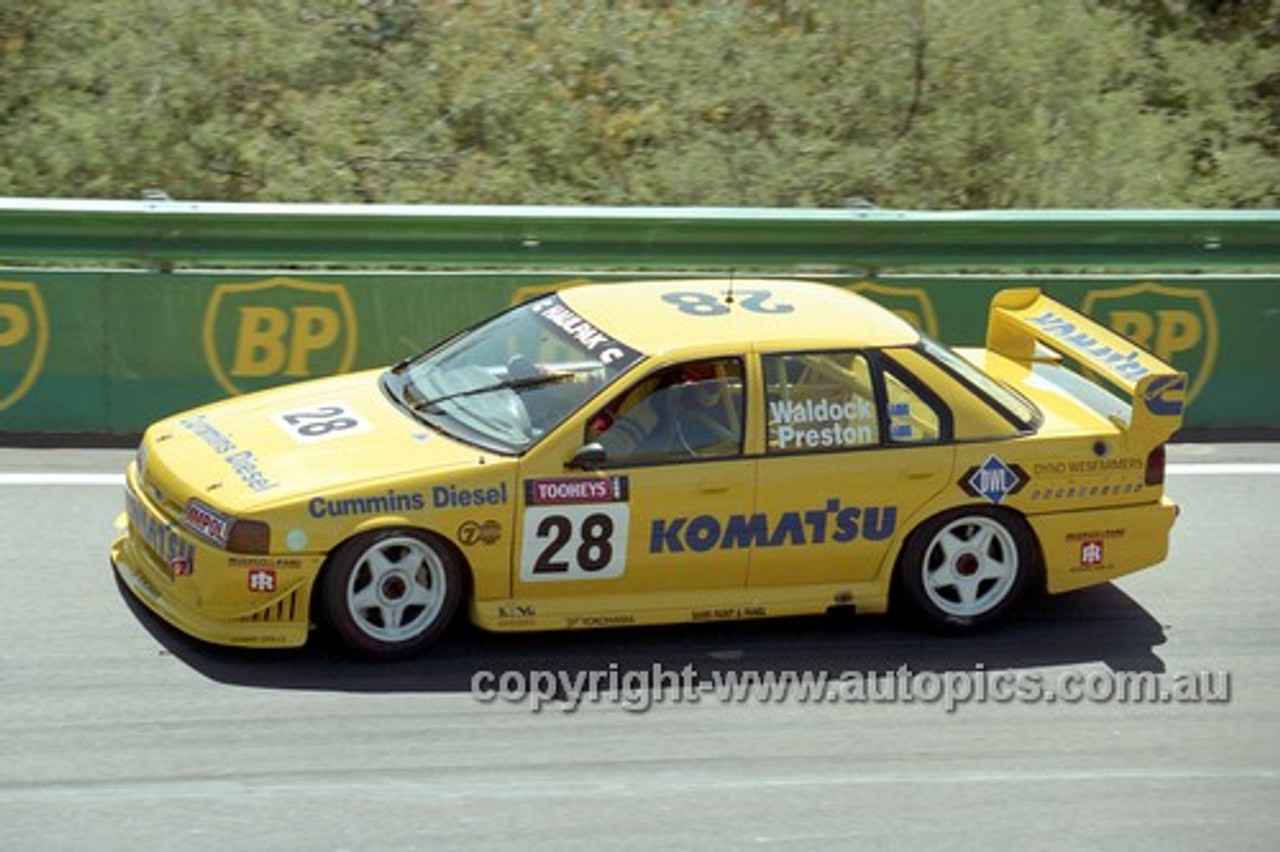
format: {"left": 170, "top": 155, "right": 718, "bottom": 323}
{"left": 558, "top": 278, "right": 921, "bottom": 356}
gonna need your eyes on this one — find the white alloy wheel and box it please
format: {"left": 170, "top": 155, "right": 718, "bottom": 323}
{"left": 900, "top": 510, "right": 1033, "bottom": 628}
{"left": 321, "top": 530, "right": 461, "bottom": 657}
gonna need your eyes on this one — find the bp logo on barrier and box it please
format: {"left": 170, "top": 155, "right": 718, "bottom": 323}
{"left": 203, "top": 277, "right": 358, "bottom": 396}
{"left": 845, "top": 280, "right": 940, "bottom": 337}
{"left": 0, "top": 281, "right": 49, "bottom": 412}
{"left": 1082, "top": 282, "right": 1218, "bottom": 405}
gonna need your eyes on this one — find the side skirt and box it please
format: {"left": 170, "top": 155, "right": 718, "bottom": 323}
{"left": 470, "top": 582, "right": 890, "bottom": 633}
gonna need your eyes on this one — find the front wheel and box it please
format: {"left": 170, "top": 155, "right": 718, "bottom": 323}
{"left": 897, "top": 509, "right": 1034, "bottom": 629}
{"left": 319, "top": 529, "right": 462, "bottom": 658}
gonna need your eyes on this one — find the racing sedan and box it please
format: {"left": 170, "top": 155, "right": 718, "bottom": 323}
{"left": 111, "top": 278, "right": 1185, "bottom": 657}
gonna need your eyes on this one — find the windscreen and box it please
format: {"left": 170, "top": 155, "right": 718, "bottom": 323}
{"left": 388, "top": 294, "right": 644, "bottom": 452}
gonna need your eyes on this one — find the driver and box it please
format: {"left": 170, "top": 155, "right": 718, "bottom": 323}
{"left": 589, "top": 360, "right": 740, "bottom": 461}
{"left": 671, "top": 362, "right": 739, "bottom": 456}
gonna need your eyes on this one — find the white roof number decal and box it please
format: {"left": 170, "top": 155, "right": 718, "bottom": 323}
{"left": 273, "top": 402, "right": 371, "bottom": 443}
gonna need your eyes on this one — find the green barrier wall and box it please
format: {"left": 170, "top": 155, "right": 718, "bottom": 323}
{"left": 1, "top": 269, "right": 1272, "bottom": 435}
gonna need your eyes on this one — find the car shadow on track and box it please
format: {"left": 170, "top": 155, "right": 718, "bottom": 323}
{"left": 115, "top": 577, "right": 1169, "bottom": 693}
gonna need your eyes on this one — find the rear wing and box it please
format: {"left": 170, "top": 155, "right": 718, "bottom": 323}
{"left": 986, "top": 288, "right": 1187, "bottom": 446}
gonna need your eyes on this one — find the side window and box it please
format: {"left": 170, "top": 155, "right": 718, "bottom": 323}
{"left": 763, "top": 351, "right": 880, "bottom": 453}
{"left": 586, "top": 358, "right": 744, "bottom": 465}
{"left": 883, "top": 367, "right": 942, "bottom": 444}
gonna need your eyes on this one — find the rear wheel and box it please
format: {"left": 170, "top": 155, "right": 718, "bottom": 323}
{"left": 898, "top": 509, "right": 1033, "bottom": 629}
{"left": 320, "top": 529, "right": 462, "bottom": 658}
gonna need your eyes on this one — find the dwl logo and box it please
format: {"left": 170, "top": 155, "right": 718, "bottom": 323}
{"left": 960, "top": 455, "right": 1028, "bottom": 505}
{"left": 203, "top": 277, "right": 358, "bottom": 395}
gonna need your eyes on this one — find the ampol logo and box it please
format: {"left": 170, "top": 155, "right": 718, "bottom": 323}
{"left": 845, "top": 280, "right": 939, "bottom": 337}
{"left": 203, "top": 277, "right": 358, "bottom": 396}
{"left": 1082, "top": 282, "right": 1219, "bottom": 405}
{"left": 0, "top": 281, "right": 50, "bottom": 411}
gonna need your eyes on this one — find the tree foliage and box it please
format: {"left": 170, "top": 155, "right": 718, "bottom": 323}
{"left": 1, "top": 0, "right": 1274, "bottom": 207}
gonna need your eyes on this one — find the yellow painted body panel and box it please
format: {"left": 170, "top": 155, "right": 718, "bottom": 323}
{"left": 109, "top": 280, "right": 1182, "bottom": 650}
{"left": 747, "top": 444, "right": 954, "bottom": 586}
{"left": 1030, "top": 496, "right": 1178, "bottom": 594}
{"left": 562, "top": 278, "right": 920, "bottom": 355}
{"left": 139, "top": 369, "right": 494, "bottom": 513}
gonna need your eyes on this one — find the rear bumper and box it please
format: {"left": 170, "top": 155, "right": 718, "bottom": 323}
{"left": 1031, "top": 495, "right": 1179, "bottom": 594}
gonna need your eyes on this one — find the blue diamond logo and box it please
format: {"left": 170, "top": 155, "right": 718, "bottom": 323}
{"left": 966, "top": 455, "right": 1025, "bottom": 505}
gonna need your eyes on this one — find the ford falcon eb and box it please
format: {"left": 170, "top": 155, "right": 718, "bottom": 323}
{"left": 111, "top": 279, "right": 1184, "bottom": 657}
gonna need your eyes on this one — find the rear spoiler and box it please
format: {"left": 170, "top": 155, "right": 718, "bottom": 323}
{"left": 986, "top": 288, "right": 1187, "bottom": 445}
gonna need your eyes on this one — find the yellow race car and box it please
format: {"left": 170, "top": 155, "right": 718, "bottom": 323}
{"left": 111, "top": 279, "right": 1184, "bottom": 658}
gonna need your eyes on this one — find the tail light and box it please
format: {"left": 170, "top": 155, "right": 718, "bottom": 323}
{"left": 1144, "top": 444, "right": 1166, "bottom": 486}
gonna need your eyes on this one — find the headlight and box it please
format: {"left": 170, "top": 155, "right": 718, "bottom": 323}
{"left": 227, "top": 520, "right": 271, "bottom": 554}
{"left": 181, "top": 499, "right": 270, "bottom": 554}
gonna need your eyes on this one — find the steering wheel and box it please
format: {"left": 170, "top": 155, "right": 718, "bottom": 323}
{"left": 674, "top": 388, "right": 739, "bottom": 456}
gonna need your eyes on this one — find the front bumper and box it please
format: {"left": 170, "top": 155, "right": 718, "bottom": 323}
{"left": 110, "top": 467, "right": 323, "bottom": 649}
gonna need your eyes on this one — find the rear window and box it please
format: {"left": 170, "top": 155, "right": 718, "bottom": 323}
{"left": 920, "top": 337, "right": 1039, "bottom": 429}
{"left": 1027, "top": 360, "right": 1131, "bottom": 424}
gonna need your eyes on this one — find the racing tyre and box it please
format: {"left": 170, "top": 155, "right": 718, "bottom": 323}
{"left": 898, "top": 509, "right": 1034, "bottom": 630}
{"left": 320, "top": 529, "right": 463, "bottom": 658}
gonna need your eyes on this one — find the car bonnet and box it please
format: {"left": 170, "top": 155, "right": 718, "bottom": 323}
{"left": 138, "top": 369, "right": 497, "bottom": 513}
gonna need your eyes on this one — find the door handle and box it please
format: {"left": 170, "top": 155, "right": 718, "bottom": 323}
{"left": 698, "top": 480, "right": 733, "bottom": 493}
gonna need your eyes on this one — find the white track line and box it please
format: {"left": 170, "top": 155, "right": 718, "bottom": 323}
{"left": 0, "top": 464, "right": 1278, "bottom": 486}
{"left": 1167, "top": 463, "right": 1280, "bottom": 475}
{"left": 0, "top": 473, "right": 125, "bottom": 485}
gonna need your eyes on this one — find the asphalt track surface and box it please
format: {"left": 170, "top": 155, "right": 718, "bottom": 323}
{"left": 1, "top": 444, "right": 1278, "bottom": 852}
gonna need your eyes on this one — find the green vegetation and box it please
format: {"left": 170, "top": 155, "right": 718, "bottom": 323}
{"left": 1, "top": 0, "right": 1274, "bottom": 207}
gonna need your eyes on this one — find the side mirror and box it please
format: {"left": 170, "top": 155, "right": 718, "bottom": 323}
{"left": 567, "top": 442, "right": 607, "bottom": 471}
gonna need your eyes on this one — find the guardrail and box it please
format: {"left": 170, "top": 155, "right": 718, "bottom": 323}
{"left": 1, "top": 200, "right": 1276, "bottom": 438}
{"left": 2, "top": 198, "right": 1277, "bottom": 269}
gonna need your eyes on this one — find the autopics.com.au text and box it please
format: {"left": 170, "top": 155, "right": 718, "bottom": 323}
{"left": 470, "top": 663, "right": 1231, "bottom": 714}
